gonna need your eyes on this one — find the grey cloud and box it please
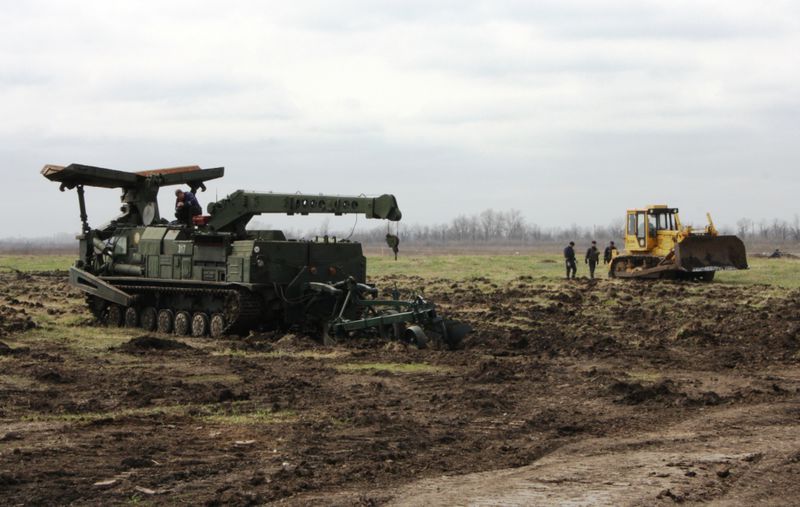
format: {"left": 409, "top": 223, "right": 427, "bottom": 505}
{"left": 1, "top": 0, "right": 799, "bottom": 238}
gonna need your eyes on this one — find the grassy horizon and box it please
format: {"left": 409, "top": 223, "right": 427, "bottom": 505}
{"left": 1, "top": 253, "right": 798, "bottom": 288}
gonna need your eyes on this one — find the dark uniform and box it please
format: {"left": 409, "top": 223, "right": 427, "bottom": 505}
{"left": 603, "top": 242, "right": 618, "bottom": 264}
{"left": 175, "top": 190, "right": 202, "bottom": 226}
{"left": 585, "top": 244, "right": 600, "bottom": 279}
{"left": 564, "top": 243, "right": 577, "bottom": 279}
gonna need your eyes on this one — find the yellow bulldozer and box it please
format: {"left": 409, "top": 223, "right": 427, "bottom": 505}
{"left": 609, "top": 205, "right": 748, "bottom": 281}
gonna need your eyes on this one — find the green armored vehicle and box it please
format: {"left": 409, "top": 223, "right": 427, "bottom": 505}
{"left": 43, "top": 164, "right": 467, "bottom": 348}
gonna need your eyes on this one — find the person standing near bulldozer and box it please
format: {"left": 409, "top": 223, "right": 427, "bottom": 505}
{"left": 603, "top": 241, "right": 618, "bottom": 264}
{"left": 564, "top": 241, "right": 577, "bottom": 279}
{"left": 585, "top": 240, "right": 600, "bottom": 279}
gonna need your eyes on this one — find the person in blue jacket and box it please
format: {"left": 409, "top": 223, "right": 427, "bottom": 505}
{"left": 175, "top": 189, "right": 202, "bottom": 225}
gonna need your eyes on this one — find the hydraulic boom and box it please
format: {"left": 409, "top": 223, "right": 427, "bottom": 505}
{"left": 206, "top": 190, "right": 402, "bottom": 236}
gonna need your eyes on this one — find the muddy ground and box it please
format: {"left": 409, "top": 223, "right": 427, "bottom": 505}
{"left": 0, "top": 271, "right": 799, "bottom": 506}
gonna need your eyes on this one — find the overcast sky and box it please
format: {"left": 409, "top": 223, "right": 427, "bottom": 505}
{"left": 2, "top": 0, "right": 799, "bottom": 237}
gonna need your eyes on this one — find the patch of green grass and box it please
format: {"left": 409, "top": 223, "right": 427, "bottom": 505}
{"left": 1, "top": 252, "right": 797, "bottom": 288}
{"left": 201, "top": 407, "right": 296, "bottom": 425}
{"left": 715, "top": 258, "right": 800, "bottom": 288}
{"left": 335, "top": 362, "right": 450, "bottom": 374}
{"left": 18, "top": 322, "right": 138, "bottom": 351}
{"left": 59, "top": 313, "right": 96, "bottom": 327}
{"left": 369, "top": 254, "right": 800, "bottom": 288}
{"left": 213, "top": 349, "right": 347, "bottom": 360}
{"left": 127, "top": 494, "right": 153, "bottom": 506}
{"left": 184, "top": 373, "right": 242, "bottom": 384}
{"left": 0, "top": 374, "right": 41, "bottom": 389}
{"left": 0, "top": 255, "right": 74, "bottom": 272}
{"left": 23, "top": 404, "right": 193, "bottom": 423}
{"left": 626, "top": 370, "right": 662, "bottom": 383}
{"left": 368, "top": 254, "right": 566, "bottom": 283}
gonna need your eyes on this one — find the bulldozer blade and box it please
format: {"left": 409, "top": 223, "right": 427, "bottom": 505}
{"left": 674, "top": 235, "right": 748, "bottom": 272}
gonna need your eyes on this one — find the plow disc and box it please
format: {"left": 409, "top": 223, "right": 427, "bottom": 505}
{"left": 674, "top": 235, "right": 748, "bottom": 272}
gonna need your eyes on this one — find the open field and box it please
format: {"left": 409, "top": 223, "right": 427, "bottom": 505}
{"left": 1, "top": 257, "right": 800, "bottom": 505}
{"left": 4, "top": 252, "right": 800, "bottom": 287}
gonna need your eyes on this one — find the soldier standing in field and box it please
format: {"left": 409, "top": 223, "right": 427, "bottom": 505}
{"left": 603, "top": 241, "right": 618, "bottom": 264}
{"left": 585, "top": 240, "right": 600, "bottom": 279}
{"left": 564, "top": 241, "right": 577, "bottom": 279}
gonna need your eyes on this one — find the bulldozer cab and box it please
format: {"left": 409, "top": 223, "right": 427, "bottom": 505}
{"left": 624, "top": 206, "right": 680, "bottom": 256}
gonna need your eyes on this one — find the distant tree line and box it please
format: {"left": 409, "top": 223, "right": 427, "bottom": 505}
{"left": 328, "top": 210, "right": 800, "bottom": 246}
{"left": 0, "top": 234, "right": 77, "bottom": 254}
{"left": 348, "top": 209, "right": 625, "bottom": 246}
{"left": 735, "top": 216, "right": 800, "bottom": 242}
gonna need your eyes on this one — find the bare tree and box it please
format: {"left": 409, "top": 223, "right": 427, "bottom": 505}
{"left": 505, "top": 209, "right": 525, "bottom": 241}
{"left": 793, "top": 215, "right": 800, "bottom": 242}
{"left": 480, "top": 209, "right": 499, "bottom": 241}
{"left": 736, "top": 218, "right": 752, "bottom": 239}
{"left": 451, "top": 215, "right": 470, "bottom": 242}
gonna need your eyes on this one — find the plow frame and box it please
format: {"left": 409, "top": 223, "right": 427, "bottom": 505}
{"left": 307, "top": 278, "right": 466, "bottom": 349}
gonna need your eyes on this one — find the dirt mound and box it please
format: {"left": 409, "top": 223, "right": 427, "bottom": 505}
{"left": 610, "top": 380, "right": 679, "bottom": 405}
{"left": 470, "top": 360, "right": 517, "bottom": 383}
{"left": 0, "top": 306, "right": 36, "bottom": 337}
{"left": 232, "top": 332, "right": 278, "bottom": 352}
{"left": 118, "top": 335, "right": 193, "bottom": 353}
{"left": 272, "top": 333, "right": 320, "bottom": 351}
{"left": 34, "top": 368, "right": 72, "bottom": 384}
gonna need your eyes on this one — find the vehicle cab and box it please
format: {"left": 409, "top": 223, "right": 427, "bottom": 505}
{"left": 624, "top": 205, "right": 682, "bottom": 257}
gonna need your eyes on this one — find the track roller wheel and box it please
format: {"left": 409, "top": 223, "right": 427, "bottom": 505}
{"left": 140, "top": 307, "right": 157, "bottom": 332}
{"left": 209, "top": 314, "right": 226, "bottom": 338}
{"left": 124, "top": 307, "right": 139, "bottom": 328}
{"left": 191, "top": 312, "right": 209, "bottom": 337}
{"left": 106, "top": 304, "right": 124, "bottom": 327}
{"left": 174, "top": 311, "right": 191, "bottom": 336}
{"left": 157, "top": 309, "right": 174, "bottom": 334}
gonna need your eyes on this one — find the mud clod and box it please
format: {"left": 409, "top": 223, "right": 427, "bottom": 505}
{"left": 119, "top": 336, "right": 193, "bottom": 352}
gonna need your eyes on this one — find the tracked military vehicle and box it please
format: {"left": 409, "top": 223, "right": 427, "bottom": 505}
{"left": 43, "top": 164, "right": 468, "bottom": 348}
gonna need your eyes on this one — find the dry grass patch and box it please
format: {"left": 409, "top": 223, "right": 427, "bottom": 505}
{"left": 200, "top": 407, "right": 296, "bottom": 425}
{"left": 335, "top": 362, "right": 451, "bottom": 374}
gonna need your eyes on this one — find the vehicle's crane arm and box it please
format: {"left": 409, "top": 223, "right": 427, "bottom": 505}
{"left": 206, "top": 190, "right": 402, "bottom": 235}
